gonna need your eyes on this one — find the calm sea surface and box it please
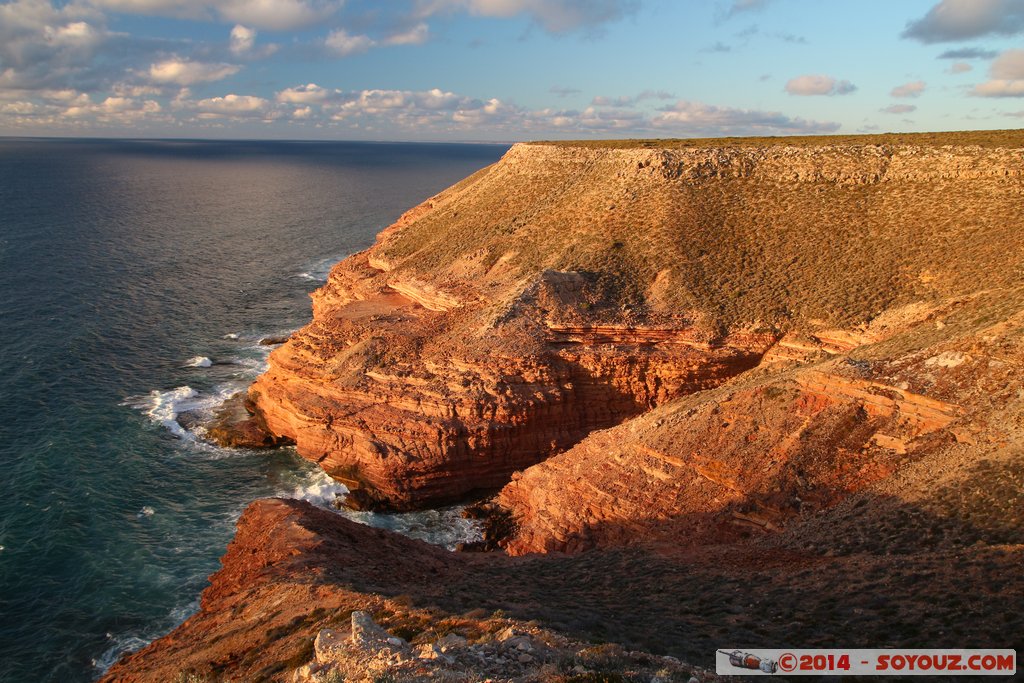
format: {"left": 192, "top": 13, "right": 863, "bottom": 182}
{"left": 0, "top": 138, "right": 506, "bottom": 682}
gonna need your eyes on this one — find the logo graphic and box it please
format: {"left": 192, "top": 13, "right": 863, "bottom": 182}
{"left": 720, "top": 650, "right": 778, "bottom": 674}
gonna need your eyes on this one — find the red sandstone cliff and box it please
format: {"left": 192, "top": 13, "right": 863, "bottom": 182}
{"left": 247, "top": 135, "right": 1024, "bottom": 513}
{"left": 116, "top": 133, "right": 1024, "bottom": 682}
{"left": 100, "top": 498, "right": 722, "bottom": 683}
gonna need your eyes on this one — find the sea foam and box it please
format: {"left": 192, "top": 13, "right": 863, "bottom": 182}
{"left": 284, "top": 468, "right": 483, "bottom": 551}
{"left": 124, "top": 385, "right": 235, "bottom": 441}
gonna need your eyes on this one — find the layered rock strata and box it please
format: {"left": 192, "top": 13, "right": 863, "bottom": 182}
{"left": 248, "top": 135, "right": 1024, "bottom": 512}
{"left": 497, "top": 289, "right": 1024, "bottom": 554}
{"left": 251, "top": 259, "right": 772, "bottom": 509}
{"left": 113, "top": 134, "right": 1024, "bottom": 682}
{"left": 100, "top": 498, "right": 721, "bottom": 683}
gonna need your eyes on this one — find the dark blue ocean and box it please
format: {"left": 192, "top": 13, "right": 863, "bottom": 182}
{"left": 0, "top": 139, "right": 506, "bottom": 682}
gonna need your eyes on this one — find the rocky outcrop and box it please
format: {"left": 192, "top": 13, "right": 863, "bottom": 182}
{"left": 249, "top": 135, "right": 1024, "bottom": 511}
{"left": 495, "top": 364, "right": 960, "bottom": 555}
{"left": 251, "top": 259, "right": 771, "bottom": 510}
{"left": 495, "top": 287, "right": 1024, "bottom": 554}
{"left": 205, "top": 392, "right": 292, "bottom": 449}
{"left": 109, "top": 134, "right": 1024, "bottom": 682}
{"left": 99, "top": 498, "right": 721, "bottom": 683}
{"left": 293, "top": 609, "right": 720, "bottom": 682}
{"left": 104, "top": 450, "right": 1024, "bottom": 681}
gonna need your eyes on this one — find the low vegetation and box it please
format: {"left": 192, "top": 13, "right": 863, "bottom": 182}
{"left": 376, "top": 131, "right": 1024, "bottom": 335}
{"left": 529, "top": 129, "right": 1024, "bottom": 149}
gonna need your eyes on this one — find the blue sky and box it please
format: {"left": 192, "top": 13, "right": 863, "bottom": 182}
{"left": 2, "top": 0, "right": 1024, "bottom": 140}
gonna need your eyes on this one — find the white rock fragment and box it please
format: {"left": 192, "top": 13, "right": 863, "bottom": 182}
{"left": 313, "top": 628, "right": 346, "bottom": 664}
{"left": 924, "top": 351, "right": 969, "bottom": 368}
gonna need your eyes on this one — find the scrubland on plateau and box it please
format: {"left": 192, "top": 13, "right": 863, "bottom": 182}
{"left": 106, "top": 131, "right": 1024, "bottom": 682}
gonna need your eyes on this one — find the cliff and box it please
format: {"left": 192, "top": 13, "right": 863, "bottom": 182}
{"left": 497, "top": 290, "right": 1024, "bottom": 554}
{"left": 245, "top": 133, "right": 1024, "bottom": 512}
{"left": 121, "top": 132, "right": 1024, "bottom": 682}
{"left": 100, "top": 498, "right": 722, "bottom": 683}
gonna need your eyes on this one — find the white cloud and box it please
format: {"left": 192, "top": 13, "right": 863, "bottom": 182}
{"left": 276, "top": 82, "right": 334, "bottom": 103}
{"left": 881, "top": 104, "right": 917, "bottom": 114}
{"left": 63, "top": 94, "right": 162, "bottom": 121}
{"left": 43, "top": 21, "right": 103, "bottom": 48}
{"left": 323, "top": 22, "right": 428, "bottom": 57}
{"left": 415, "top": 0, "right": 638, "bottom": 33}
{"left": 973, "top": 80, "right": 1024, "bottom": 97}
{"left": 891, "top": 81, "right": 926, "bottom": 98}
{"left": 330, "top": 88, "right": 469, "bottom": 116}
{"left": 419, "top": 87, "right": 464, "bottom": 109}
{"left": 0, "top": 0, "right": 111, "bottom": 90}
{"left": 230, "top": 25, "right": 256, "bottom": 54}
{"left": 990, "top": 49, "right": 1024, "bottom": 79}
{"left": 903, "top": 0, "right": 1024, "bottom": 43}
{"left": 193, "top": 93, "right": 270, "bottom": 116}
{"left": 383, "top": 22, "right": 430, "bottom": 46}
{"left": 651, "top": 100, "right": 840, "bottom": 135}
{"left": 40, "top": 89, "right": 92, "bottom": 103}
{"left": 3, "top": 75, "right": 845, "bottom": 138}
{"left": 784, "top": 74, "right": 856, "bottom": 96}
{"left": 1, "top": 101, "right": 39, "bottom": 114}
{"left": 89, "top": 0, "right": 343, "bottom": 30}
{"left": 948, "top": 62, "right": 972, "bottom": 74}
{"left": 972, "top": 49, "right": 1024, "bottom": 96}
{"left": 147, "top": 58, "right": 240, "bottom": 85}
{"left": 218, "top": 0, "right": 337, "bottom": 31}
{"left": 325, "top": 28, "right": 376, "bottom": 56}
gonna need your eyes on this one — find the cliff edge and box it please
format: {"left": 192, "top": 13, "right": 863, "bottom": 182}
{"left": 246, "top": 133, "right": 1024, "bottom": 512}
{"left": 116, "top": 132, "right": 1024, "bottom": 682}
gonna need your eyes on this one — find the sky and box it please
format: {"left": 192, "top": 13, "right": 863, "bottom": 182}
{"left": 2, "top": 0, "right": 1024, "bottom": 140}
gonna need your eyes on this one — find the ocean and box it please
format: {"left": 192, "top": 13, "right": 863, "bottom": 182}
{"left": 0, "top": 138, "right": 507, "bottom": 682}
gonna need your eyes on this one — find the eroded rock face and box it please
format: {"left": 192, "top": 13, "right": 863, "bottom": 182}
{"left": 252, "top": 259, "right": 772, "bottom": 510}
{"left": 496, "top": 366, "right": 958, "bottom": 554}
{"left": 251, "top": 137, "right": 1024, "bottom": 513}
{"left": 204, "top": 392, "right": 291, "bottom": 449}
{"left": 99, "top": 498, "right": 721, "bottom": 683}
{"left": 106, "top": 137, "right": 1024, "bottom": 682}
{"left": 496, "top": 291, "right": 1024, "bottom": 554}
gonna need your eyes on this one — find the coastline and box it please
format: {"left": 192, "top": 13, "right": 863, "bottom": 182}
{"left": 103, "top": 133, "right": 1024, "bottom": 681}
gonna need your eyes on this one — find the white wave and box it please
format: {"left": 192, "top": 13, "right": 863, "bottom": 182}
{"left": 223, "top": 332, "right": 239, "bottom": 340}
{"left": 137, "top": 506, "right": 156, "bottom": 518}
{"left": 295, "top": 253, "right": 348, "bottom": 283}
{"left": 124, "top": 385, "right": 236, "bottom": 441}
{"left": 354, "top": 506, "right": 485, "bottom": 551}
{"left": 92, "top": 635, "right": 149, "bottom": 672}
{"left": 123, "top": 386, "right": 198, "bottom": 438}
{"left": 93, "top": 599, "right": 199, "bottom": 674}
{"left": 283, "top": 467, "right": 483, "bottom": 551}
{"left": 288, "top": 468, "right": 350, "bottom": 508}
{"left": 126, "top": 335, "right": 278, "bottom": 450}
